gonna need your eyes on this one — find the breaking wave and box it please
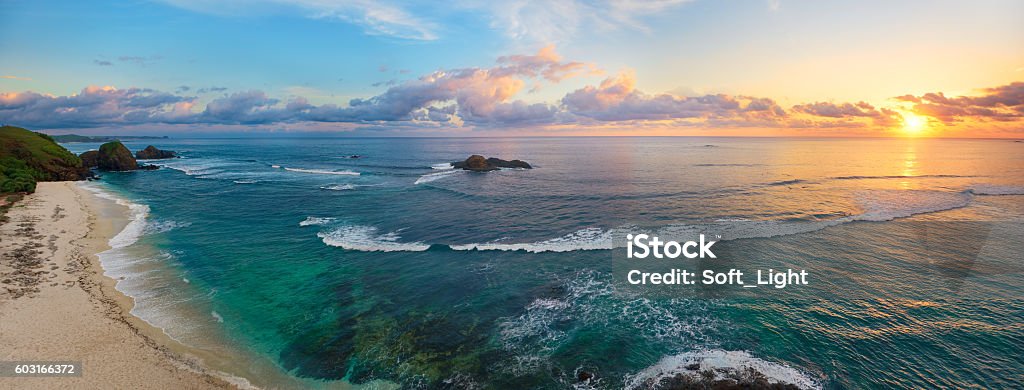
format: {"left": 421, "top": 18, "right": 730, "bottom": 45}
{"left": 415, "top": 169, "right": 465, "bottom": 184}
{"left": 431, "top": 163, "right": 454, "bottom": 170}
{"left": 320, "top": 183, "right": 381, "bottom": 191}
{"left": 154, "top": 158, "right": 228, "bottom": 177}
{"left": 321, "top": 184, "right": 355, "bottom": 191}
{"left": 80, "top": 183, "right": 150, "bottom": 249}
{"left": 317, "top": 225, "right": 430, "bottom": 252}
{"left": 316, "top": 189, "right": 977, "bottom": 253}
{"left": 299, "top": 217, "right": 336, "bottom": 227}
{"left": 623, "top": 350, "right": 821, "bottom": 390}
{"left": 451, "top": 228, "right": 613, "bottom": 253}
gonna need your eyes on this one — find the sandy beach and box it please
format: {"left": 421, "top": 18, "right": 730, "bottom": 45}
{"left": 0, "top": 182, "right": 235, "bottom": 390}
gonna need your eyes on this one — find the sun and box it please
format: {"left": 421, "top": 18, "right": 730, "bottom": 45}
{"left": 901, "top": 112, "right": 928, "bottom": 135}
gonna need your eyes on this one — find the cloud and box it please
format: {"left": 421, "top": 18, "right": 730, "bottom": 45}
{"left": 161, "top": 0, "right": 691, "bottom": 43}
{"left": 0, "top": 86, "right": 194, "bottom": 128}
{"left": 561, "top": 70, "right": 786, "bottom": 123}
{"left": 469, "top": 0, "right": 693, "bottom": 44}
{"left": 198, "top": 90, "right": 293, "bottom": 124}
{"left": 119, "top": 55, "right": 163, "bottom": 66}
{"left": 895, "top": 82, "right": 1024, "bottom": 123}
{"left": 160, "top": 0, "right": 438, "bottom": 40}
{"left": 1, "top": 75, "right": 32, "bottom": 81}
{"left": 197, "top": 86, "right": 229, "bottom": 94}
{"left": 0, "top": 47, "right": 591, "bottom": 128}
{"left": 496, "top": 44, "right": 602, "bottom": 82}
{"left": 93, "top": 60, "right": 113, "bottom": 66}
{"left": 3, "top": 45, "right": 1020, "bottom": 134}
{"left": 791, "top": 101, "right": 899, "bottom": 126}
{"left": 298, "top": 45, "right": 595, "bottom": 124}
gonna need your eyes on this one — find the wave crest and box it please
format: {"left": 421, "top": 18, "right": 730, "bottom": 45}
{"left": 415, "top": 169, "right": 465, "bottom": 185}
{"left": 299, "top": 217, "right": 336, "bottom": 227}
{"left": 451, "top": 228, "right": 613, "bottom": 253}
{"left": 81, "top": 184, "right": 149, "bottom": 249}
{"left": 316, "top": 189, "right": 978, "bottom": 253}
{"left": 431, "top": 163, "right": 454, "bottom": 170}
{"left": 317, "top": 225, "right": 430, "bottom": 252}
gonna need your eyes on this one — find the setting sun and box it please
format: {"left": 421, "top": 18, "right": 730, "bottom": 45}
{"left": 901, "top": 112, "right": 928, "bottom": 135}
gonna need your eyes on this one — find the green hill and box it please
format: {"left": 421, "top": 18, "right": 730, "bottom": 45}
{"left": 0, "top": 125, "right": 89, "bottom": 193}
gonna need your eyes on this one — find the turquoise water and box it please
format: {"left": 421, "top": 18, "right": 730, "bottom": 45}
{"left": 65, "top": 137, "right": 1023, "bottom": 389}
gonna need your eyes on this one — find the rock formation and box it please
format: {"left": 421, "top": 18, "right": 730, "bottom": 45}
{"left": 451, "top": 155, "right": 532, "bottom": 172}
{"left": 79, "top": 150, "right": 99, "bottom": 168}
{"left": 97, "top": 141, "right": 138, "bottom": 171}
{"left": 135, "top": 145, "right": 176, "bottom": 159}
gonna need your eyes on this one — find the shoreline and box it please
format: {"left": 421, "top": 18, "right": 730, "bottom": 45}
{"left": 0, "top": 182, "right": 237, "bottom": 389}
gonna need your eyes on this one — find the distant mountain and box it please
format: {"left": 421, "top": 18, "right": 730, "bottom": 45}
{"left": 1, "top": 126, "right": 90, "bottom": 193}
{"left": 51, "top": 134, "right": 169, "bottom": 143}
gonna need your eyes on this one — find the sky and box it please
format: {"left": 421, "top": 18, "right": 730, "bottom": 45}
{"left": 0, "top": 0, "right": 1022, "bottom": 137}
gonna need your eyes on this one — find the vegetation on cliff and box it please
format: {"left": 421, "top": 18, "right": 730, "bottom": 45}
{"left": 96, "top": 141, "right": 139, "bottom": 171}
{"left": 79, "top": 150, "right": 99, "bottom": 168}
{"left": 0, "top": 125, "right": 88, "bottom": 193}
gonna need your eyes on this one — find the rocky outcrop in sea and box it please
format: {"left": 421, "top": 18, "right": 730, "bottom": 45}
{"left": 135, "top": 145, "right": 176, "bottom": 160}
{"left": 96, "top": 142, "right": 139, "bottom": 171}
{"left": 452, "top": 155, "right": 532, "bottom": 172}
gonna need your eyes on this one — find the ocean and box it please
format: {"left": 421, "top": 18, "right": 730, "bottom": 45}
{"left": 62, "top": 137, "right": 1023, "bottom": 389}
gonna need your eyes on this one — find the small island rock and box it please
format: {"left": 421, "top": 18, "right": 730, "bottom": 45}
{"left": 452, "top": 155, "right": 532, "bottom": 172}
{"left": 135, "top": 145, "right": 176, "bottom": 159}
{"left": 97, "top": 141, "right": 138, "bottom": 171}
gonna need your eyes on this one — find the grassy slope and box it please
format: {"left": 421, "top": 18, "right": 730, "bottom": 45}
{"left": 0, "top": 125, "right": 86, "bottom": 193}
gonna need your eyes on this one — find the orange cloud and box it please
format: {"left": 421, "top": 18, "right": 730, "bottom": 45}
{"left": 896, "top": 82, "right": 1024, "bottom": 124}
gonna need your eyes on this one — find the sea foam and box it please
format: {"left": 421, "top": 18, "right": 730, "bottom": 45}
{"left": 451, "top": 228, "right": 613, "bottom": 253}
{"left": 321, "top": 184, "right": 355, "bottom": 191}
{"left": 153, "top": 158, "right": 226, "bottom": 177}
{"left": 317, "top": 225, "right": 430, "bottom": 252}
{"left": 496, "top": 271, "right": 720, "bottom": 378}
{"left": 316, "top": 188, "right": 981, "bottom": 253}
{"left": 320, "top": 183, "right": 381, "bottom": 191}
{"left": 623, "top": 350, "right": 821, "bottom": 390}
{"left": 299, "top": 217, "right": 336, "bottom": 227}
{"left": 431, "top": 163, "right": 454, "bottom": 170}
{"left": 415, "top": 169, "right": 465, "bottom": 184}
{"left": 81, "top": 183, "right": 150, "bottom": 249}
